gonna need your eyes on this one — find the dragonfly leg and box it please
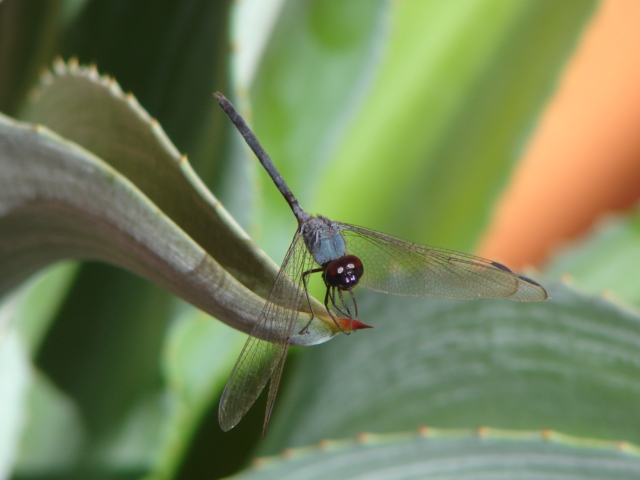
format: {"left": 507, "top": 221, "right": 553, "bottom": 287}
{"left": 325, "top": 288, "right": 350, "bottom": 335}
{"left": 299, "top": 267, "right": 323, "bottom": 334}
{"left": 335, "top": 288, "right": 357, "bottom": 320}
{"left": 349, "top": 289, "right": 359, "bottom": 317}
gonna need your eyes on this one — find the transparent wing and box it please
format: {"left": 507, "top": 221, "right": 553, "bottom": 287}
{"left": 337, "top": 223, "right": 547, "bottom": 302}
{"left": 218, "top": 230, "right": 317, "bottom": 432}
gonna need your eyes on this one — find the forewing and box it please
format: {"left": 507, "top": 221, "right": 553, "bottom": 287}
{"left": 337, "top": 223, "right": 547, "bottom": 302}
{"left": 218, "top": 230, "right": 317, "bottom": 432}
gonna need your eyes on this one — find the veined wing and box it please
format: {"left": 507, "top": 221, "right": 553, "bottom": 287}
{"left": 337, "top": 223, "right": 546, "bottom": 302}
{"left": 218, "top": 230, "right": 317, "bottom": 432}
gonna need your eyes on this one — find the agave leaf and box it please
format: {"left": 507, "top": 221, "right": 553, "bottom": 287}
{"left": 0, "top": 111, "right": 333, "bottom": 345}
{"left": 232, "top": 429, "right": 640, "bottom": 479}
{"left": 264, "top": 282, "right": 640, "bottom": 450}
{"left": 21, "top": 59, "right": 277, "bottom": 299}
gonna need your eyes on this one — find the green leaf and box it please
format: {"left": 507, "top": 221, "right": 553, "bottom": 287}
{"left": 0, "top": 300, "right": 32, "bottom": 479}
{"left": 60, "top": 0, "right": 232, "bottom": 166}
{"left": 21, "top": 60, "right": 275, "bottom": 299}
{"left": 264, "top": 283, "right": 640, "bottom": 451}
{"left": 35, "top": 269, "right": 180, "bottom": 475}
{"left": 0, "top": 0, "right": 62, "bottom": 114}
{"left": 13, "top": 63, "right": 335, "bottom": 344}
{"left": 13, "top": 371, "right": 84, "bottom": 476}
{"left": 317, "top": 0, "right": 597, "bottom": 251}
{"left": 249, "top": 0, "right": 597, "bottom": 256}
{"left": 231, "top": 429, "right": 640, "bottom": 479}
{"left": 247, "top": 0, "right": 392, "bottom": 258}
{"left": 11, "top": 261, "right": 79, "bottom": 354}
{"left": 4, "top": 263, "right": 82, "bottom": 475}
{"left": 150, "top": 308, "right": 246, "bottom": 478}
{"left": 0, "top": 111, "right": 277, "bottom": 338}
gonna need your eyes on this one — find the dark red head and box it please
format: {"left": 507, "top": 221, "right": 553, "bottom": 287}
{"left": 322, "top": 255, "right": 364, "bottom": 291}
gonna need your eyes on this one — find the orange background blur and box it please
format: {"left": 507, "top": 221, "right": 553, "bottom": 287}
{"left": 480, "top": 0, "right": 640, "bottom": 268}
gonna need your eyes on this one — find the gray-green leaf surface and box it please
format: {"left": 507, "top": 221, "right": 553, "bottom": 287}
{"left": 232, "top": 430, "right": 640, "bottom": 480}
{"left": 264, "top": 283, "right": 640, "bottom": 451}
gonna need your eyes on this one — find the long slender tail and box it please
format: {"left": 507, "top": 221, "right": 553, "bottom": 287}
{"left": 214, "top": 93, "right": 310, "bottom": 224}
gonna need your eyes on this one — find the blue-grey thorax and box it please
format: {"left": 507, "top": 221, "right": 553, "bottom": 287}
{"left": 300, "top": 216, "right": 347, "bottom": 266}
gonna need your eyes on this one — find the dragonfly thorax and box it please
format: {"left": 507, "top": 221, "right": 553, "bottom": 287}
{"left": 323, "top": 255, "right": 364, "bottom": 291}
{"left": 301, "top": 216, "right": 348, "bottom": 266}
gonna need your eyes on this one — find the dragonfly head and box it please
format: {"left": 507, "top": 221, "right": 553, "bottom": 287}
{"left": 323, "top": 255, "right": 364, "bottom": 291}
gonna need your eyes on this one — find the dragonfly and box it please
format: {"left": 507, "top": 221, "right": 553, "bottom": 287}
{"left": 214, "top": 93, "right": 547, "bottom": 434}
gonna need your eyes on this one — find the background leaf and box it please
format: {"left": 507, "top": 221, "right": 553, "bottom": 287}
{"left": 233, "top": 430, "right": 640, "bottom": 480}
{"left": 0, "top": 297, "right": 34, "bottom": 479}
{"left": 249, "top": 0, "right": 598, "bottom": 256}
{"left": 60, "top": 0, "right": 232, "bottom": 174}
{"left": 14, "top": 372, "right": 84, "bottom": 477}
{"left": 263, "top": 283, "right": 640, "bottom": 452}
{"left": 246, "top": 0, "right": 392, "bottom": 259}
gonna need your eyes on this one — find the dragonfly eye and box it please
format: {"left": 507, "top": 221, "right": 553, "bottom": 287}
{"left": 323, "top": 255, "right": 364, "bottom": 291}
